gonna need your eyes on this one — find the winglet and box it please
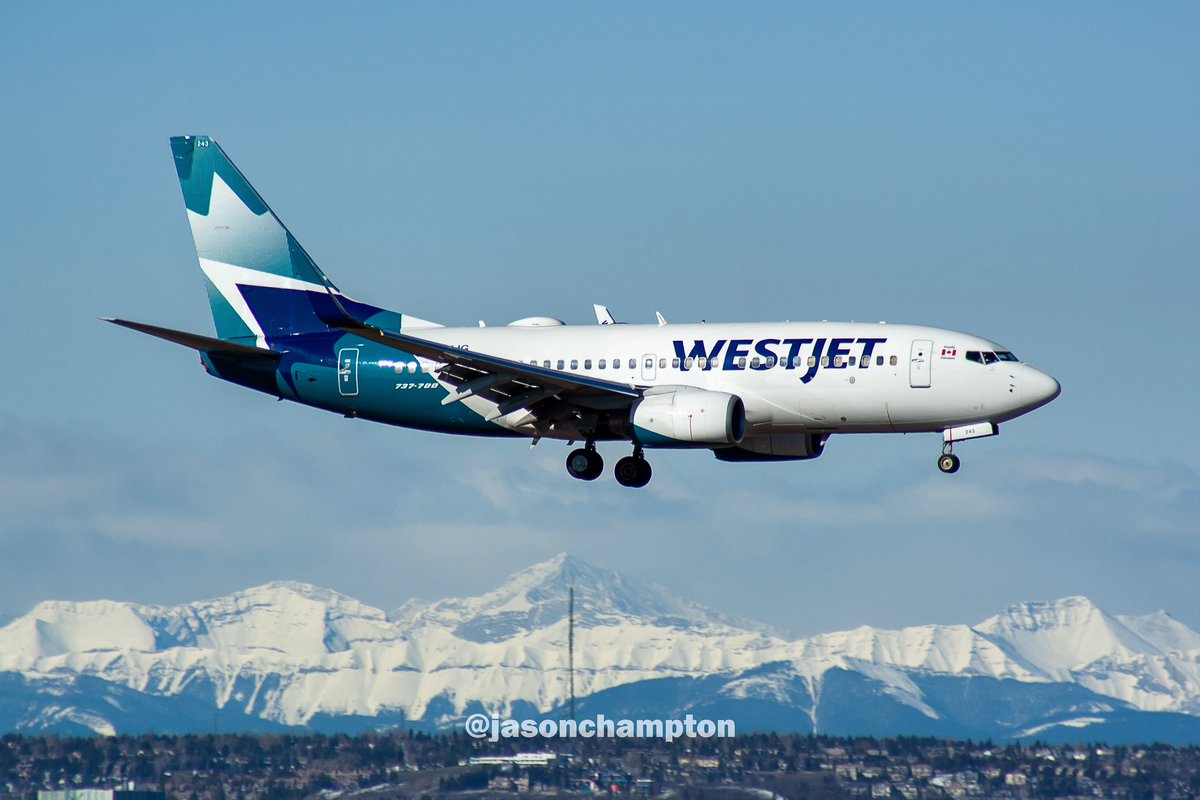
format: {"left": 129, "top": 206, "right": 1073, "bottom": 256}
{"left": 655, "top": 311, "right": 668, "bottom": 326}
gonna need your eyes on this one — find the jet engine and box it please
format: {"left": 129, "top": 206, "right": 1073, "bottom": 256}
{"left": 629, "top": 387, "right": 746, "bottom": 447}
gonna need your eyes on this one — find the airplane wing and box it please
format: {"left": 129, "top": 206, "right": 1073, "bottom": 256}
{"left": 328, "top": 305, "right": 642, "bottom": 431}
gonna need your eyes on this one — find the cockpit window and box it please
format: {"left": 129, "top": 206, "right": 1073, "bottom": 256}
{"left": 967, "top": 350, "right": 1019, "bottom": 365}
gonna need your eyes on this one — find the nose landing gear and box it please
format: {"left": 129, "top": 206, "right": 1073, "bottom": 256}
{"left": 938, "top": 443, "right": 961, "bottom": 474}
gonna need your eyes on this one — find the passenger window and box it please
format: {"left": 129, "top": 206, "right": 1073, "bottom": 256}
{"left": 876, "top": 355, "right": 884, "bottom": 366}
{"left": 628, "top": 358, "right": 636, "bottom": 369}
{"left": 766, "top": 356, "right": 777, "bottom": 367}
{"left": 821, "top": 356, "right": 829, "bottom": 367}
{"left": 685, "top": 357, "right": 695, "bottom": 369}
{"left": 833, "top": 356, "right": 843, "bottom": 367}
{"left": 658, "top": 358, "right": 666, "bottom": 369}
{"left": 671, "top": 357, "right": 680, "bottom": 368}
{"left": 889, "top": 355, "right": 898, "bottom": 366}
{"left": 584, "top": 359, "right": 592, "bottom": 369}
{"left": 542, "top": 360, "right": 551, "bottom": 368}
{"left": 808, "top": 356, "right": 816, "bottom": 367}
{"left": 570, "top": 359, "right": 579, "bottom": 370}
{"left": 697, "top": 357, "right": 708, "bottom": 369}
{"left": 599, "top": 359, "right": 606, "bottom": 369}
{"left": 848, "top": 356, "right": 856, "bottom": 366}
{"left": 750, "top": 357, "right": 761, "bottom": 368}
{"left": 645, "top": 357, "right": 653, "bottom": 368}
{"left": 738, "top": 357, "right": 747, "bottom": 368}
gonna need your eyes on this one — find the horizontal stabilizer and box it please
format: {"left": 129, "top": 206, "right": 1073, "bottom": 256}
{"left": 103, "top": 318, "right": 281, "bottom": 358}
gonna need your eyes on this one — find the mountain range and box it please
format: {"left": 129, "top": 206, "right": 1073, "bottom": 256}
{"left": 3, "top": 553, "right": 1200, "bottom": 743}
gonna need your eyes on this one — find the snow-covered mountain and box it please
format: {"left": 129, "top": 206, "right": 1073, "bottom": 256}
{"left": 3, "top": 553, "right": 1200, "bottom": 742}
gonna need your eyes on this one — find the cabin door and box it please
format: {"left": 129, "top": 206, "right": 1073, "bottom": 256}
{"left": 909, "top": 340, "right": 932, "bottom": 388}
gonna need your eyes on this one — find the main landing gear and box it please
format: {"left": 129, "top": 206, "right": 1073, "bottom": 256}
{"left": 565, "top": 443, "right": 652, "bottom": 488}
{"left": 565, "top": 443, "right": 604, "bottom": 481}
{"left": 938, "top": 443, "right": 961, "bottom": 474}
{"left": 614, "top": 448, "right": 652, "bottom": 489}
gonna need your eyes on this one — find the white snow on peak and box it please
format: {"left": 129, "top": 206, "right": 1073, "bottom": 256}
{"left": 0, "top": 600, "right": 157, "bottom": 658}
{"left": 1117, "top": 610, "right": 1200, "bottom": 655}
{"left": 2, "top": 559, "right": 1200, "bottom": 728}
{"left": 975, "top": 596, "right": 1159, "bottom": 680}
{"left": 399, "top": 553, "right": 767, "bottom": 641}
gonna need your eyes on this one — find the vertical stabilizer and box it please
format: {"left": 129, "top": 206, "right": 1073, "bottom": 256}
{"left": 171, "top": 135, "right": 339, "bottom": 346}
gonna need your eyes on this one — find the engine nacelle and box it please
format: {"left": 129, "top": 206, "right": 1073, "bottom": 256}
{"left": 630, "top": 387, "right": 746, "bottom": 447}
{"left": 713, "top": 433, "right": 828, "bottom": 462}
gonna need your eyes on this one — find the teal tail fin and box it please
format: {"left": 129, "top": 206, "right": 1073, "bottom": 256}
{"left": 170, "top": 135, "right": 339, "bottom": 345}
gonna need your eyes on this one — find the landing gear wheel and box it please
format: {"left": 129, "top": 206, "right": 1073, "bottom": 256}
{"left": 938, "top": 453, "right": 961, "bottom": 474}
{"left": 566, "top": 448, "right": 603, "bottom": 481}
{"left": 614, "top": 455, "right": 652, "bottom": 488}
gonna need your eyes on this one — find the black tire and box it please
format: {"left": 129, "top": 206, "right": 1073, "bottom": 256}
{"left": 938, "top": 453, "right": 961, "bottom": 474}
{"left": 566, "top": 448, "right": 602, "bottom": 481}
{"left": 582, "top": 450, "right": 603, "bottom": 480}
{"left": 614, "top": 456, "right": 644, "bottom": 487}
{"left": 615, "top": 456, "right": 652, "bottom": 488}
{"left": 631, "top": 458, "right": 652, "bottom": 488}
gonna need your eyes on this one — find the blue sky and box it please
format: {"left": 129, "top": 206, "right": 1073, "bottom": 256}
{"left": 1, "top": 3, "right": 1197, "bottom": 636}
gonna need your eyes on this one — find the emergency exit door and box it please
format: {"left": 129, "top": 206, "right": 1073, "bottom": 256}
{"left": 641, "top": 354, "right": 657, "bottom": 381}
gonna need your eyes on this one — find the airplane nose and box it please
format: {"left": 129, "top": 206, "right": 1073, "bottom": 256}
{"left": 1021, "top": 365, "right": 1061, "bottom": 409}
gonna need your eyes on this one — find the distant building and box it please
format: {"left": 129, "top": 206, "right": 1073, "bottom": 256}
{"left": 39, "top": 791, "right": 165, "bottom": 800}
{"left": 468, "top": 752, "right": 564, "bottom": 767}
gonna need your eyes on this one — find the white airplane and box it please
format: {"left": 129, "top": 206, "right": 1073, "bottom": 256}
{"left": 109, "top": 136, "right": 1061, "bottom": 488}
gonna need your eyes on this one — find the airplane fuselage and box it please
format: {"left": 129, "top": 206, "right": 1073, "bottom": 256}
{"left": 212, "top": 318, "right": 1058, "bottom": 443}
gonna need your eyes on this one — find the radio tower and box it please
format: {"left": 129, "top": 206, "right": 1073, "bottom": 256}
{"left": 568, "top": 584, "right": 576, "bottom": 721}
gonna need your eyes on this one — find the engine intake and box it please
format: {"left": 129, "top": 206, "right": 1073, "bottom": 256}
{"left": 631, "top": 388, "right": 746, "bottom": 447}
